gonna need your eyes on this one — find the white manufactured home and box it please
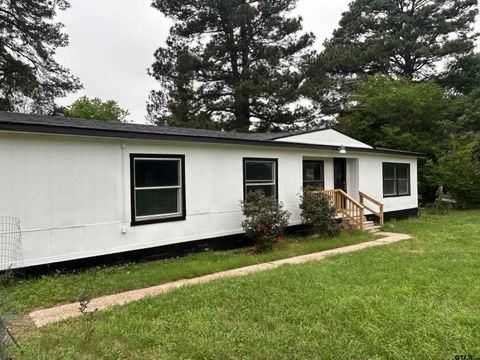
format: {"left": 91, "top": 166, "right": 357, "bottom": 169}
{"left": 0, "top": 112, "right": 421, "bottom": 269}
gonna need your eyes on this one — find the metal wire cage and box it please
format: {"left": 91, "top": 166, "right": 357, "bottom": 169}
{"left": 0, "top": 216, "right": 24, "bottom": 315}
{"left": 0, "top": 217, "right": 23, "bottom": 273}
{"left": 0, "top": 217, "right": 24, "bottom": 359}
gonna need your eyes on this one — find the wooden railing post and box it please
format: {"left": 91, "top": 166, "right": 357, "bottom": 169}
{"left": 358, "top": 191, "right": 384, "bottom": 228}
{"left": 316, "top": 189, "right": 375, "bottom": 231}
{"left": 360, "top": 207, "right": 364, "bottom": 231}
{"left": 380, "top": 204, "right": 384, "bottom": 227}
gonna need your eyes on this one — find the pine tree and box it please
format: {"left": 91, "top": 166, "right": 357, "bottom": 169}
{"left": 440, "top": 53, "right": 480, "bottom": 95}
{"left": 0, "top": 0, "right": 81, "bottom": 114}
{"left": 306, "top": 0, "right": 478, "bottom": 115}
{"left": 148, "top": 0, "right": 315, "bottom": 132}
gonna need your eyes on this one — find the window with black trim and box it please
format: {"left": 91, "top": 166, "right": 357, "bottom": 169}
{"left": 303, "top": 160, "right": 324, "bottom": 189}
{"left": 383, "top": 163, "right": 411, "bottom": 197}
{"left": 130, "top": 154, "right": 186, "bottom": 225}
{"left": 243, "top": 158, "right": 278, "bottom": 200}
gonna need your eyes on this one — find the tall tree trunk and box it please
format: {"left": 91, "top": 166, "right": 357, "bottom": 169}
{"left": 403, "top": 51, "right": 415, "bottom": 78}
{"left": 233, "top": 89, "right": 250, "bottom": 132}
{"left": 234, "top": 14, "right": 251, "bottom": 132}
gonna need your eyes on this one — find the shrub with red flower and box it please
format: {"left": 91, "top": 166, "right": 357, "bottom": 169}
{"left": 241, "top": 190, "right": 291, "bottom": 252}
{"left": 299, "top": 187, "right": 340, "bottom": 238}
{"left": 340, "top": 222, "right": 351, "bottom": 231}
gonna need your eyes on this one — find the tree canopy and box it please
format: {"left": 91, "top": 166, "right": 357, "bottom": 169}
{"left": 304, "top": 0, "right": 478, "bottom": 116}
{"left": 336, "top": 73, "right": 479, "bottom": 204}
{"left": 0, "top": 0, "right": 81, "bottom": 114}
{"left": 425, "top": 132, "right": 480, "bottom": 207}
{"left": 148, "top": 0, "right": 315, "bottom": 132}
{"left": 63, "top": 96, "right": 130, "bottom": 122}
{"left": 440, "top": 53, "right": 480, "bottom": 95}
{"left": 336, "top": 75, "right": 456, "bottom": 156}
{"left": 458, "top": 87, "right": 480, "bottom": 133}
{"left": 320, "top": 0, "right": 478, "bottom": 79}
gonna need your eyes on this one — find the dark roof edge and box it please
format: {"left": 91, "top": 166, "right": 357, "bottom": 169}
{"left": 0, "top": 122, "right": 425, "bottom": 158}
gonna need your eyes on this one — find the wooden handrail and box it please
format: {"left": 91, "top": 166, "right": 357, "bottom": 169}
{"left": 359, "top": 191, "right": 382, "bottom": 207}
{"left": 359, "top": 191, "right": 384, "bottom": 227}
{"left": 313, "top": 189, "right": 365, "bottom": 230}
{"left": 337, "top": 189, "right": 364, "bottom": 209}
{"left": 317, "top": 189, "right": 365, "bottom": 211}
{"left": 311, "top": 190, "right": 384, "bottom": 230}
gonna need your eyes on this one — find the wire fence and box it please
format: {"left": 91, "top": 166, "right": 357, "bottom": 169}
{"left": 0, "top": 217, "right": 23, "bottom": 274}
{"left": 0, "top": 217, "right": 26, "bottom": 360}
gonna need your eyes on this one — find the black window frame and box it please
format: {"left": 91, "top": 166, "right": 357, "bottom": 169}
{"left": 302, "top": 160, "right": 325, "bottom": 190}
{"left": 130, "top": 154, "right": 186, "bottom": 226}
{"left": 382, "top": 162, "right": 411, "bottom": 198}
{"left": 243, "top": 158, "right": 278, "bottom": 201}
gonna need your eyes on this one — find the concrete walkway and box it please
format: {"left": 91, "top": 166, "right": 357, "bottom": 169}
{"left": 29, "top": 232, "right": 410, "bottom": 327}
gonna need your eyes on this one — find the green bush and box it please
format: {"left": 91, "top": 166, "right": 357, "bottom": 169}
{"left": 429, "top": 186, "right": 455, "bottom": 214}
{"left": 0, "top": 268, "right": 15, "bottom": 288}
{"left": 425, "top": 133, "right": 480, "bottom": 207}
{"left": 299, "top": 187, "right": 340, "bottom": 237}
{"left": 241, "top": 190, "right": 291, "bottom": 253}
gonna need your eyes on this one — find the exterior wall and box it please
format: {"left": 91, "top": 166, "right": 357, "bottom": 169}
{"left": 301, "top": 152, "right": 418, "bottom": 212}
{"left": 302, "top": 156, "right": 334, "bottom": 189}
{"left": 357, "top": 154, "right": 418, "bottom": 212}
{"left": 346, "top": 158, "right": 360, "bottom": 201}
{"left": 275, "top": 129, "right": 373, "bottom": 149}
{"left": 0, "top": 131, "right": 417, "bottom": 269}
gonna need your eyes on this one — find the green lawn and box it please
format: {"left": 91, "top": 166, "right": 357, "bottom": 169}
{"left": 1, "top": 230, "right": 373, "bottom": 314}
{"left": 9, "top": 210, "right": 480, "bottom": 359}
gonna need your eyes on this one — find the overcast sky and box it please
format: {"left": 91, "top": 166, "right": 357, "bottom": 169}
{"left": 55, "top": 0, "right": 352, "bottom": 123}
{"left": 55, "top": 0, "right": 479, "bottom": 124}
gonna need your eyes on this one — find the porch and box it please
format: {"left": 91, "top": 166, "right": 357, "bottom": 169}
{"left": 313, "top": 189, "right": 384, "bottom": 232}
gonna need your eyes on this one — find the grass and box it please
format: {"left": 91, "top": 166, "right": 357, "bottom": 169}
{"left": 0, "top": 230, "right": 374, "bottom": 314}
{"left": 9, "top": 210, "right": 480, "bottom": 359}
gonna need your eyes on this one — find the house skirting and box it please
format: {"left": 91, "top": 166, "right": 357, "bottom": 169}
{"left": 14, "top": 208, "right": 419, "bottom": 276}
{"left": 366, "top": 207, "right": 419, "bottom": 222}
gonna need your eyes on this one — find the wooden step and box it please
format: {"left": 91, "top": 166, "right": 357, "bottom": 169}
{"left": 367, "top": 226, "right": 382, "bottom": 233}
{"left": 363, "top": 220, "right": 382, "bottom": 233}
{"left": 363, "top": 220, "right": 375, "bottom": 229}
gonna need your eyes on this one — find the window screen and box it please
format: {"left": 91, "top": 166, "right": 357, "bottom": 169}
{"left": 303, "top": 161, "right": 325, "bottom": 190}
{"left": 244, "top": 159, "right": 277, "bottom": 200}
{"left": 383, "top": 163, "right": 411, "bottom": 197}
{"left": 131, "top": 155, "right": 185, "bottom": 224}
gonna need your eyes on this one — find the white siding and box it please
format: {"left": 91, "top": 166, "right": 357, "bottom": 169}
{"left": 357, "top": 154, "right": 418, "bottom": 212}
{"left": 346, "top": 158, "right": 360, "bottom": 201}
{"left": 0, "top": 131, "right": 417, "bottom": 268}
{"left": 275, "top": 129, "right": 373, "bottom": 149}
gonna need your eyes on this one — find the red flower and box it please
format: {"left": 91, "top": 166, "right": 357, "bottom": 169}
{"left": 340, "top": 222, "right": 349, "bottom": 230}
{"left": 277, "top": 235, "right": 283, "bottom": 242}
{"left": 263, "top": 227, "right": 269, "bottom": 235}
